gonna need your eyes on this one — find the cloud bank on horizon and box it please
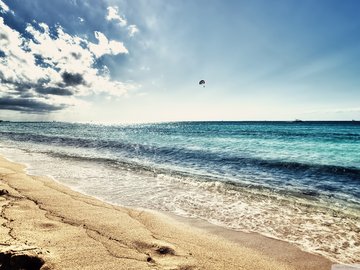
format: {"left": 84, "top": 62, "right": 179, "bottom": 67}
{"left": 0, "top": 0, "right": 138, "bottom": 113}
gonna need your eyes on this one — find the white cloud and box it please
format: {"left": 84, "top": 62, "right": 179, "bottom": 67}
{"left": 0, "top": 18, "right": 45, "bottom": 83}
{"left": 106, "top": 6, "right": 139, "bottom": 38}
{"left": 106, "top": 6, "right": 127, "bottom": 27}
{"left": 88, "top": 31, "right": 128, "bottom": 58}
{"left": 128, "top": 24, "right": 139, "bottom": 37}
{"left": 0, "top": 18, "right": 136, "bottom": 113}
{"left": 0, "top": 0, "right": 9, "bottom": 13}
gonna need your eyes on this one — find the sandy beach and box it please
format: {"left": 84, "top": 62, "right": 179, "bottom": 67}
{"left": 0, "top": 155, "right": 333, "bottom": 270}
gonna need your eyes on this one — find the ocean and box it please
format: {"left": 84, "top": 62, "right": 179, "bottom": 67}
{"left": 0, "top": 121, "right": 359, "bottom": 263}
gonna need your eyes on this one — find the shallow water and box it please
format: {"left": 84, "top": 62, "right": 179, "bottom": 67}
{"left": 0, "top": 121, "right": 359, "bottom": 263}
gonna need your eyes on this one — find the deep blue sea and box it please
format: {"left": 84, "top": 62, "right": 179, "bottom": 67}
{"left": 0, "top": 121, "right": 359, "bottom": 263}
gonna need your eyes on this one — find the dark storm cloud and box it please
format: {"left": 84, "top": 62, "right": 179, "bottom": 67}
{"left": 0, "top": 75, "right": 75, "bottom": 97}
{"left": 0, "top": 96, "right": 66, "bottom": 113}
{"left": 61, "top": 72, "right": 85, "bottom": 86}
{"left": 35, "top": 86, "right": 74, "bottom": 96}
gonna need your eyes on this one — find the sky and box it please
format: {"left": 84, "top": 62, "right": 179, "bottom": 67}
{"left": 0, "top": 0, "right": 360, "bottom": 123}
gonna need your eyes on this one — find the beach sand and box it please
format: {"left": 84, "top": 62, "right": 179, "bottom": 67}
{"left": 0, "top": 156, "right": 333, "bottom": 270}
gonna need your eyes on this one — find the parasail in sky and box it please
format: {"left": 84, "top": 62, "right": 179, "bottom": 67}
{"left": 199, "top": 80, "right": 205, "bottom": 87}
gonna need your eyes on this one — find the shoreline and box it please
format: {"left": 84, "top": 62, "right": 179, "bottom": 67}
{"left": 0, "top": 155, "right": 333, "bottom": 269}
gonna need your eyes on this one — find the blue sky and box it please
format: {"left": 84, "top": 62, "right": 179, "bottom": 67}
{"left": 0, "top": 0, "right": 359, "bottom": 122}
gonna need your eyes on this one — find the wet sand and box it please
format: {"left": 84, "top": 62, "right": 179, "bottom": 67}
{"left": 0, "top": 155, "right": 333, "bottom": 269}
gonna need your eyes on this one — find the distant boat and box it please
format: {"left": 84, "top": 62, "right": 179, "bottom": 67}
{"left": 293, "top": 119, "right": 304, "bottom": 123}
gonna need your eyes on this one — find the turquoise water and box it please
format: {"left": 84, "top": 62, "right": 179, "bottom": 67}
{"left": 0, "top": 121, "right": 359, "bottom": 263}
